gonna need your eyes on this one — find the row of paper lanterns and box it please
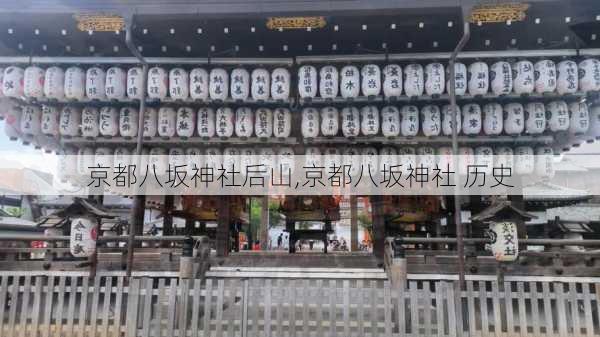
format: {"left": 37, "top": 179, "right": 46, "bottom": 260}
{"left": 58, "top": 144, "right": 555, "bottom": 181}
{"left": 6, "top": 101, "right": 598, "bottom": 144}
{"left": 300, "top": 101, "right": 597, "bottom": 138}
{"left": 2, "top": 58, "right": 600, "bottom": 102}
{"left": 4, "top": 104, "right": 293, "bottom": 140}
{"left": 1, "top": 65, "right": 291, "bottom": 101}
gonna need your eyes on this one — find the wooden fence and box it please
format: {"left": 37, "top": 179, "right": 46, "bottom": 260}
{"left": 1, "top": 271, "right": 600, "bottom": 336}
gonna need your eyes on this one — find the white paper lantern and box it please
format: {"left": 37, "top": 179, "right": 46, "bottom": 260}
{"left": 421, "top": 105, "right": 441, "bottom": 137}
{"left": 446, "top": 62, "right": 467, "bottom": 96}
{"left": 320, "top": 107, "right": 339, "bottom": 137}
{"left": 379, "top": 146, "right": 397, "bottom": 172}
{"left": 114, "top": 147, "right": 131, "bottom": 168}
{"left": 148, "top": 147, "right": 168, "bottom": 174}
{"left": 209, "top": 68, "right": 229, "bottom": 101}
{"left": 495, "top": 146, "right": 514, "bottom": 170}
{"left": 2, "top": 102, "right": 20, "bottom": 139}
{"left": 297, "top": 65, "right": 317, "bottom": 99}
{"left": 589, "top": 105, "right": 600, "bottom": 140}
{"left": 70, "top": 217, "right": 97, "bottom": 257}
{"left": 222, "top": 147, "right": 240, "bottom": 170}
{"left": 176, "top": 106, "right": 195, "bottom": 138}
{"left": 458, "top": 147, "right": 475, "bottom": 175}
{"left": 59, "top": 106, "right": 80, "bottom": 137}
{"left": 524, "top": 102, "right": 546, "bottom": 134}
{"left": 535, "top": 146, "right": 554, "bottom": 179}
{"left": 273, "top": 108, "right": 292, "bottom": 138}
{"left": 255, "top": 108, "right": 273, "bottom": 138}
{"left": 158, "top": 106, "right": 176, "bottom": 138}
{"left": 126, "top": 67, "right": 144, "bottom": 100}
{"left": 41, "top": 105, "right": 59, "bottom": 137}
{"left": 462, "top": 103, "right": 482, "bottom": 135}
{"left": 86, "top": 67, "right": 106, "bottom": 100}
{"left": 189, "top": 68, "right": 209, "bottom": 101}
{"left": 64, "top": 66, "right": 86, "bottom": 100}
{"left": 340, "top": 106, "right": 360, "bottom": 138}
{"left": 258, "top": 148, "right": 275, "bottom": 175}
{"left": 417, "top": 146, "right": 436, "bottom": 169}
{"left": 319, "top": 65, "right": 339, "bottom": 99}
{"left": 77, "top": 147, "right": 94, "bottom": 176}
{"left": 119, "top": 107, "right": 138, "bottom": 138}
{"left": 277, "top": 147, "right": 295, "bottom": 174}
{"left": 398, "top": 147, "right": 416, "bottom": 173}
{"left": 503, "top": 103, "right": 525, "bottom": 135}
{"left": 143, "top": 107, "right": 158, "bottom": 138}
{"left": 81, "top": 106, "right": 99, "bottom": 138}
{"left": 546, "top": 100, "right": 570, "bottom": 132}
{"left": 324, "top": 148, "right": 342, "bottom": 173}
{"left": 147, "top": 67, "right": 168, "bottom": 100}
{"left": 185, "top": 147, "right": 202, "bottom": 174}
{"left": 95, "top": 147, "right": 113, "bottom": 170}
{"left": 512, "top": 60, "right": 534, "bottom": 95}
{"left": 490, "top": 61, "right": 513, "bottom": 96}
{"left": 400, "top": 105, "right": 419, "bottom": 136}
{"left": 197, "top": 107, "right": 215, "bottom": 138}
{"left": 169, "top": 68, "right": 189, "bottom": 100}
{"left": 475, "top": 146, "right": 494, "bottom": 175}
{"left": 361, "top": 64, "right": 381, "bottom": 97}
{"left": 579, "top": 59, "right": 600, "bottom": 93}
{"left": 305, "top": 147, "right": 322, "bottom": 168}
{"left": 3, "top": 66, "right": 24, "bottom": 98}
{"left": 169, "top": 147, "right": 186, "bottom": 168}
{"left": 301, "top": 107, "right": 320, "bottom": 138}
{"left": 382, "top": 64, "right": 403, "bottom": 97}
{"left": 360, "top": 105, "right": 379, "bottom": 136}
{"left": 105, "top": 67, "right": 127, "bottom": 100}
{"left": 436, "top": 146, "right": 454, "bottom": 171}
{"left": 403, "top": 64, "right": 424, "bottom": 97}
{"left": 215, "top": 107, "right": 234, "bottom": 138}
{"left": 20, "top": 105, "right": 41, "bottom": 137}
{"left": 23, "top": 66, "right": 45, "bottom": 99}
{"left": 425, "top": 63, "right": 445, "bottom": 96}
{"left": 250, "top": 68, "right": 270, "bottom": 101}
{"left": 342, "top": 147, "right": 361, "bottom": 176}
{"left": 514, "top": 146, "right": 534, "bottom": 175}
{"left": 57, "top": 148, "right": 77, "bottom": 180}
{"left": 569, "top": 102, "right": 589, "bottom": 134}
{"left": 381, "top": 105, "right": 400, "bottom": 138}
{"left": 229, "top": 68, "right": 249, "bottom": 101}
{"left": 235, "top": 107, "right": 254, "bottom": 138}
{"left": 204, "top": 147, "right": 222, "bottom": 169}
{"left": 44, "top": 66, "right": 65, "bottom": 100}
{"left": 556, "top": 60, "right": 579, "bottom": 95}
{"left": 468, "top": 62, "right": 489, "bottom": 96}
{"left": 489, "top": 222, "right": 519, "bottom": 261}
{"left": 442, "top": 105, "right": 462, "bottom": 136}
{"left": 340, "top": 65, "right": 360, "bottom": 99}
{"left": 271, "top": 67, "right": 291, "bottom": 100}
{"left": 534, "top": 60, "right": 557, "bottom": 94}
{"left": 361, "top": 147, "right": 379, "bottom": 174}
{"left": 482, "top": 103, "right": 503, "bottom": 136}
{"left": 99, "top": 106, "right": 119, "bottom": 137}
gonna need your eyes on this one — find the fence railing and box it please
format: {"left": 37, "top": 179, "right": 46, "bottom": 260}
{"left": 1, "top": 271, "right": 600, "bottom": 337}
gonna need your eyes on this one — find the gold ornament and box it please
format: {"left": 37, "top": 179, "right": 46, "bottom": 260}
{"left": 469, "top": 3, "right": 530, "bottom": 23}
{"left": 74, "top": 14, "right": 125, "bottom": 32}
{"left": 266, "top": 16, "right": 326, "bottom": 30}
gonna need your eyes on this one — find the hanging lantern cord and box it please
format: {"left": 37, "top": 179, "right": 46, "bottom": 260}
{"left": 124, "top": 15, "right": 149, "bottom": 278}
{"left": 449, "top": 20, "right": 471, "bottom": 290}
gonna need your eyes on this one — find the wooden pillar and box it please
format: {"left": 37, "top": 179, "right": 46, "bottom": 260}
{"left": 350, "top": 196, "right": 359, "bottom": 251}
{"left": 508, "top": 195, "right": 527, "bottom": 250}
{"left": 260, "top": 196, "right": 269, "bottom": 251}
{"left": 163, "top": 195, "right": 174, "bottom": 237}
{"left": 371, "top": 195, "right": 386, "bottom": 260}
{"left": 216, "top": 196, "right": 230, "bottom": 257}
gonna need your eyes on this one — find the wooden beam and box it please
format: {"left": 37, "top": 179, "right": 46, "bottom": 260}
{"left": 350, "top": 196, "right": 358, "bottom": 252}
{"left": 371, "top": 195, "right": 386, "bottom": 260}
{"left": 216, "top": 196, "right": 230, "bottom": 257}
{"left": 260, "top": 196, "right": 269, "bottom": 251}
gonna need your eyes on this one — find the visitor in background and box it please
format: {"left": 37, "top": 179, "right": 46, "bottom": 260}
{"left": 277, "top": 233, "right": 283, "bottom": 249}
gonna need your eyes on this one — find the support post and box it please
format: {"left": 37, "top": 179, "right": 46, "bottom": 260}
{"left": 124, "top": 16, "right": 148, "bottom": 278}
{"left": 449, "top": 21, "right": 471, "bottom": 288}
{"left": 162, "top": 195, "right": 174, "bottom": 247}
{"left": 350, "top": 196, "right": 358, "bottom": 251}
{"left": 216, "top": 196, "right": 231, "bottom": 257}
{"left": 371, "top": 195, "right": 386, "bottom": 260}
{"left": 509, "top": 195, "right": 527, "bottom": 250}
{"left": 260, "top": 196, "right": 269, "bottom": 251}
